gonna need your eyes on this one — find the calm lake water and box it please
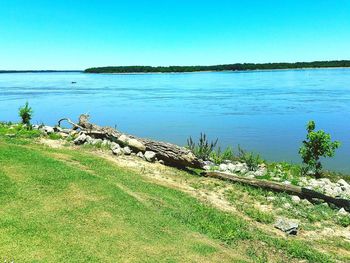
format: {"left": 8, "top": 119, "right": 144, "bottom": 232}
{"left": 1, "top": 69, "right": 350, "bottom": 172}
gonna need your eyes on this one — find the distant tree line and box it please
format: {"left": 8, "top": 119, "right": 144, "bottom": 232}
{"left": 84, "top": 60, "right": 350, "bottom": 73}
{"left": 0, "top": 70, "right": 82, "bottom": 73}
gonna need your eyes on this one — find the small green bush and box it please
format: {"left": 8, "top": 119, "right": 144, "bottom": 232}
{"left": 237, "top": 146, "right": 262, "bottom": 171}
{"left": 209, "top": 146, "right": 234, "bottom": 164}
{"left": 187, "top": 133, "right": 218, "bottom": 160}
{"left": 336, "top": 215, "right": 350, "bottom": 227}
{"left": 18, "top": 102, "right": 33, "bottom": 126}
{"left": 299, "top": 121, "right": 340, "bottom": 178}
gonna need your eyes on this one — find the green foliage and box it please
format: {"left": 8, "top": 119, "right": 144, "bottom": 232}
{"left": 209, "top": 146, "right": 234, "bottom": 164}
{"left": 237, "top": 146, "right": 262, "bottom": 171}
{"left": 0, "top": 123, "right": 41, "bottom": 139}
{"left": 85, "top": 60, "right": 350, "bottom": 73}
{"left": 18, "top": 102, "right": 33, "bottom": 126}
{"left": 187, "top": 133, "right": 218, "bottom": 160}
{"left": 48, "top": 133, "right": 62, "bottom": 140}
{"left": 336, "top": 215, "right": 350, "bottom": 227}
{"left": 299, "top": 121, "right": 340, "bottom": 178}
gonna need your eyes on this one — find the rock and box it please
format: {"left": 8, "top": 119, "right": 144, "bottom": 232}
{"left": 283, "top": 180, "right": 291, "bottom": 185}
{"left": 91, "top": 139, "right": 103, "bottom": 146}
{"left": 158, "top": 160, "right": 165, "bottom": 165}
{"left": 74, "top": 133, "right": 87, "bottom": 145}
{"left": 204, "top": 160, "right": 215, "bottom": 166}
{"left": 291, "top": 195, "right": 301, "bottom": 204}
{"left": 144, "top": 151, "right": 156, "bottom": 162}
{"left": 40, "top": 125, "right": 55, "bottom": 134}
{"left": 240, "top": 168, "right": 248, "bottom": 174}
{"left": 123, "top": 146, "right": 132, "bottom": 155}
{"left": 203, "top": 165, "right": 211, "bottom": 170}
{"left": 300, "top": 199, "right": 312, "bottom": 206}
{"left": 338, "top": 179, "right": 349, "bottom": 187}
{"left": 110, "top": 142, "right": 119, "bottom": 150}
{"left": 274, "top": 218, "right": 299, "bottom": 235}
{"left": 219, "top": 164, "right": 228, "bottom": 172}
{"left": 117, "top": 135, "right": 146, "bottom": 151}
{"left": 321, "top": 202, "right": 329, "bottom": 207}
{"left": 254, "top": 167, "right": 267, "bottom": 177}
{"left": 112, "top": 147, "right": 123, "bottom": 156}
{"left": 283, "top": 203, "right": 292, "bottom": 209}
{"left": 245, "top": 172, "right": 255, "bottom": 179}
{"left": 58, "top": 132, "right": 69, "bottom": 138}
{"left": 337, "top": 208, "right": 349, "bottom": 216}
{"left": 136, "top": 152, "right": 144, "bottom": 159}
{"left": 227, "top": 163, "right": 236, "bottom": 172}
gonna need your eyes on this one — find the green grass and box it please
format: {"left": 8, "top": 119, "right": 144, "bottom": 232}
{"left": 0, "top": 137, "right": 343, "bottom": 262}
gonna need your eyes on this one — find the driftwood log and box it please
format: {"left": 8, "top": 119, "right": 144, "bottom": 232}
{"left": 58, "top": 114, "right": 203, "bottom": 169}
{"left": 205, "top": 171, "right": 350, "bottom": 211}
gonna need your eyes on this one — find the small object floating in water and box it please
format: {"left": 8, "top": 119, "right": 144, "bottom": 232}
{"left": 71, "top": 81, "right": 77, "bottom": 84}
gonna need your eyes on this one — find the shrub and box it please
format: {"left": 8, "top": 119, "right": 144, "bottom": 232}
{"left": 187, "top": 133, "right": 218, "bottom": 160}
{"left": 18, "top": 102, "right": 33, "bottom": 126}
{"left": 299, "top": 121, "right": 340, "bottom": 178}
{"left": 237, "top": 146, "right": 262, "bottom": 171}
{"left": 209, "top": 146, "right": 234, "bottom": 164}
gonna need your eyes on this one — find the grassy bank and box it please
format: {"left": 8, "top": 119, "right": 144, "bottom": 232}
{"left": 0, "top": 126, "right": 349, "bottom": 262}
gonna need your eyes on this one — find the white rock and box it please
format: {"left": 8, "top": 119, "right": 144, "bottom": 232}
{"left": 338, "top": 179, "right": 349, "bottom": 187}
{"left": 283, "top": 203, "right": 292, "bottom": 209}
{"left": 110, "top": 142, "right": 120, "bottom": 150}
{"left": 219, "top": 164, "right": 228, "bottom": 172}
{"left": 227, "top": 163, "right": 236, "bottom": 172}
{"left": 73, "top": 133, "right": 87, "bottom": 145}
{"left": 112, "top": 147, "right": 123, "bottom": 156}
{"left": 136, "top": 152, "right": 144, "bottom": 159}
{"left": 40, "top": 125, "right": 55, "bottom": 134}
{"left": 123, "top": 146, "right": 132, "bottom": 155}
{"left": 267, "top": 196, "right": 275, "bottom": 202}
{"left": 203, "top": 165, "right": 211, "bottom": 170}
{"left": 144, "top": 151, "right": 156, "bottom": 162}
{"left": 91, "top": 139, "right": 103, "bottom": 145}
{"left": 291, "top": 195, "right": 301, "bottom": 203}
{"left": 337, "top": 208, "right": 349, "bottom": 216}
{"left": 254, "top": 168, "right": 267, "bottom": 177}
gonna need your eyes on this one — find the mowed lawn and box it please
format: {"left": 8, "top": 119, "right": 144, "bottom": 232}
{"left": 0, "top": 139, "right": 333, "bottom": 262}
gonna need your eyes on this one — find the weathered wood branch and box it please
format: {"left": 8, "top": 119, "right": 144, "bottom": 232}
{"left": 57, "top": 118, "right": 84, "bottom": 130}
{"left": 58, "top": 114, "right": 203, "bottom": 169}
{"left": 205, "top": 171, "right": 350, "bottom": 211}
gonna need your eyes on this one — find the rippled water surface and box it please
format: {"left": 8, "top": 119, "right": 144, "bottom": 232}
{"left": 1, "top": 69, "right": 350, "bottom": 172}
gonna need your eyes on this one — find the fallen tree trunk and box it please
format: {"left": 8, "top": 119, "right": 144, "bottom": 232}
{"left": 58, "top": 114, "right": 203, "bottom": 169}
{"left": 205, "top": 171, "right": 350, "bottom": 211}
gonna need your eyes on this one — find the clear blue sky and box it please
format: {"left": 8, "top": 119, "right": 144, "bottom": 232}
{"left": 1, "top": 0, "right": 349, "bottom": 70}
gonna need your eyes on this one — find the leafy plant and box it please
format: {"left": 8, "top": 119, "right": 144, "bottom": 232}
{"left": 209, "top": 146, "right": 234, "bottom": 164}
{"left": 18, "top": 102, "right": 33, "bottom": 126}
{"left": 299, "top": 121, "right": 340, "bottom": 178}
{"left": 187, "top": 133, "right": 218, "bottom": 160}
{"left": 237, "top": 146, "right": 262, "bottom": 171}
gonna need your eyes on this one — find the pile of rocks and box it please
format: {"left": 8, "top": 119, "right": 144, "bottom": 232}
{"left": 203, "top": 160, "right": 267, "bottom": 179}
{"left": 298, "top": 177, "right": 350, "bottom": 199}
{"left": 73, "top": 132, "right": 158, "bottom": 163}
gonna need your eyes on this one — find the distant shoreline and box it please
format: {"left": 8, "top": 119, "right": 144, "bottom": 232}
{"left": 1, "top": 67, "right": 350, "bottom": 75}
{"left": 84, "top": 60, "right": 350, "bottom": 74}
{"left": 95, "top": 67, "right": 350, "bottom": 75}
{"left": 0, "top": 70, "right": 82, "bottom": 74}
